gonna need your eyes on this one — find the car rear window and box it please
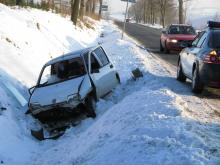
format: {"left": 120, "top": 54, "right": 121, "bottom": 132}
{"left": 169, "top": 26, "right": 196, "bottom": 35}
{"left": 209, "top": 30, "right": 220, "bottom": 48}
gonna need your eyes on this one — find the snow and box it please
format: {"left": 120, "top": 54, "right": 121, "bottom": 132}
{"left": 0, "top": 4, "right": 220, "bottom": 165}
{"left": 140, "top": 23, "right": 163, "bottom": 29}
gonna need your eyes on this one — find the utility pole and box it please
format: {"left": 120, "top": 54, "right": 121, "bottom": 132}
{"left": 122, "top": 0, "right": 129, "bottom": 39}
{"left": 179, "top": 0, "right": 184, "bottom": 24}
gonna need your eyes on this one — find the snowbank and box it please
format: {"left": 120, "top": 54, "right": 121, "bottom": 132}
{"left": 34, "top": 22, "right": 220, "bottom": 165}
{"left": 0, "top": 4, "right": 100, "bottom": 86}
{"left": 0, "top": 4, "right": 101, "bottom": 164}
{"left": 0, "top": 4, "right": 220, "bottom": 165}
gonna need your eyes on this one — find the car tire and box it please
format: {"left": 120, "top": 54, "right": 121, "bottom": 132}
{"left": 192, "top": 68, "right": 203, "bottom": 94}
{"left": 85, "top": 95, "right": 97, "bottom": 118}
{"left": 164, "top": 41, "right": 170, "bottom": 54}
{"left": 177, "top": 60, "right": 186, "bottom": 82}
{"left": 160, "top": 40, "right": 164, "bottom": 52}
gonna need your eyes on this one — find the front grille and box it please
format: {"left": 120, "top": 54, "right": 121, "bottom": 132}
{"left": 179, "top": 40, "right": 192, "bottom": 45}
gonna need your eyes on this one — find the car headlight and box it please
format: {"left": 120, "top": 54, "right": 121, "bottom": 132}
{"left": 67, "top": 94, "right": 79, "bottom": 103}
{"left": 170, "top": 39, "right": 178, "bottom": 43}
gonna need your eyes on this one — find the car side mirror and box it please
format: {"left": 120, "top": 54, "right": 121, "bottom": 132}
{"left": 162, "top": 30, "right": 166, "bottom": 34}
{"left": 28, "top": 86, "right": 36, "bottom": 95}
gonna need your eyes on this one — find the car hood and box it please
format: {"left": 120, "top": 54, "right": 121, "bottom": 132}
{"left": 30, "top": 76, "right": 85, "bottom": 107}
{"left": 167, "top": 34, "right": 196, "bottom": 41}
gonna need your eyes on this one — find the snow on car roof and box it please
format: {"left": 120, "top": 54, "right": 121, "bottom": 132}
{"left": 45, "top": 46, "right": 96, "bottom": 66}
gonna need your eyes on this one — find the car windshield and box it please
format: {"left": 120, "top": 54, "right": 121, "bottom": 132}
{"left": 209, "top": 30, "right": 220, "bottom": 48}
{"left": 168, "top": 26, "right": 196, "bottom": 35}
{"left": 38, "top": 57, "right": 86, "bottom": 87}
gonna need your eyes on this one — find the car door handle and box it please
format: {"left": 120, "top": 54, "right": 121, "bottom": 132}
{"left": 110, "top": 64, "right": 113, "bottom": 68}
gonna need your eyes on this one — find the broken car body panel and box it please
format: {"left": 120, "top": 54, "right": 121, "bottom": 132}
{"left": 28, "top": 46, "right": 119, "bottom": 116}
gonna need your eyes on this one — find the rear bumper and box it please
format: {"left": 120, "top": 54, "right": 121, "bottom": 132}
{"left": 199, "top": 63, "right": 220, "bottom": 87}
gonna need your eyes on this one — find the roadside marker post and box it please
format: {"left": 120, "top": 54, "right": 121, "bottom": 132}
{"left": 121, "top": 0, "right": 136, "bottom": 39}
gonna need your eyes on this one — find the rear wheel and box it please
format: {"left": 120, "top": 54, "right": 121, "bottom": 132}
{"left": 177, "top": 60, "right": 186, "bottom": 82}
{"left": 85, "top": 95, "right": 96, "bottom": 118}
{"left": 192, "top": 68, "right": 203, "bottom": 94}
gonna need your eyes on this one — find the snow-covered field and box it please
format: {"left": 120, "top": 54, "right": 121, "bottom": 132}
{"left": 0, "top": 4, "right": 220, "bottom": 165}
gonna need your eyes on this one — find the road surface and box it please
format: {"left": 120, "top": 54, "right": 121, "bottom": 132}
{"left": 115, "top": 21, "right": 220, "bottom": 114}
{"left": 115, "top": 21, "right": 178, "bottom": 66}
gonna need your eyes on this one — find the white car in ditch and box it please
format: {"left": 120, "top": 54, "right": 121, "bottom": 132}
{"left": 28, "top": 46, "right": 120, "bottom": 120}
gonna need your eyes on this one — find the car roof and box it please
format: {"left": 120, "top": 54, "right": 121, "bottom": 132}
{"left": 170, "top": 24, "right": 192, "bottom": 27}
{"left": 45, "top": 46, "right": 97, "bottom": 66}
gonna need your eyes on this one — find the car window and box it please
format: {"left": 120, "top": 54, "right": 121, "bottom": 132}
{"left": 196, "top": 32, "right": 207, "bottom": 48}
{"left": 40, "top": 65, "right": 51, "bottom": 85}
{"left": 192, "top": 31, "right": 204, "bottom": 47}
{"left": 208, "top": 30, "right": 220, "bottom": 48}
{"left": 93, "top": 47, "right": 109, "bottom": 66}
{"left": 168, "top": 25, "right": 196, "bottom": 35}
{"left": 38, "top": 57, "right": 86, "bottom": 86}
{"left": 91, "top": 53, "right": 101, "bottom": 72}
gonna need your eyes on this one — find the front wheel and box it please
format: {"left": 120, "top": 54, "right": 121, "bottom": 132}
{"left": 177, "top": 61, "right": 186, "bottom": 82}
{"left": 164, "top": 41, "right": 170, "bottom": 54}
{"left": 85, "top": 96, "right": 97, "bottom": 118}
{"left": 192, "top": 69, "right": 203, "bottom": 94}
{"left": 160, "top": 40, "right": 164, "bottom": 52}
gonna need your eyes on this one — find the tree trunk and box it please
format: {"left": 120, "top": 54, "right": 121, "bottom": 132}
{"left": 71, "top": 0, "right": 81, "bottom": 25}
{"left": 179, "top": 0, "right": 184, "bottom": 24}
{"left": 98, "top": 0, "right": 103, "bottom": 19}
{"left": 79, "top": 0, "right": 85, "bottom": 20}
{"left": 143, "top": 0, "right": 146, "bottom": 24}
{"left": 92, "top": 0, "right": 96, "bottom": 14}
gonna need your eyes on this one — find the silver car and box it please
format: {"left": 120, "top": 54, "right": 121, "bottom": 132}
{"left": 28, "top": 46, "right": 120, "bottom": 120}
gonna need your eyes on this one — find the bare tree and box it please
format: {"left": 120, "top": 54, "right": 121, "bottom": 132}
{"left": 71, "top": 0, "right": 80, "bottom": 25}
{"left": 129, "top": 0, "right": 175, "bottom": 27}
{"left": 79, "top": 0, "right": 85, "bottom": 20}
{"left": 178, "top": 0, "right": 191, "bottom": 24}
{"left": 158, "top": 0, "right": 174, "bottom": 27}
{"left": 98, "top": 0, "right": 103, "bottom": 19}
{"left": 178, "top": 0, "right": 183, "bottom": 24}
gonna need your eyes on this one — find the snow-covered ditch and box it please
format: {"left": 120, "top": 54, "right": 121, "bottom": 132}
{"left": 0, "top": 4, "right": 220, "bottom": 165}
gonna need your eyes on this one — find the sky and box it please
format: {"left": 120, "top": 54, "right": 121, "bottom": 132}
{"left": 106, "top": 0, "right": 130, "bottom": 14}
{"left": 188, "top": 0, "right": 220, "bottom": 17}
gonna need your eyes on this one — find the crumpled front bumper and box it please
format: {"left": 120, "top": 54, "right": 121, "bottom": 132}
{"left": 29, "top": 99, "right": 81, "bottom": 115}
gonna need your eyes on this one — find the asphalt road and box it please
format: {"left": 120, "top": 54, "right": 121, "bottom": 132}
{"left": 115, "top": 21, "right": 220, "bottom": 114}
{"left": 114, "top": 21, "right": 178, "bottom": 66}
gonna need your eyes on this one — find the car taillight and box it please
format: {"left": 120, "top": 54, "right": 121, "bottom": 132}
{"left": 203, "top": 50, "right": 220, "bottom": 64}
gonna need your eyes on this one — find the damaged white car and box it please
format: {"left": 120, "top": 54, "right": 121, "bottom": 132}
{"left": 28, "top": 46, "right": 120, "bottom": 121}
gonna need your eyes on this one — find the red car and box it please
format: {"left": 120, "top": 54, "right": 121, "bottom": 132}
{"left": 160, "top": 24, "right": 197, "bottom": 53}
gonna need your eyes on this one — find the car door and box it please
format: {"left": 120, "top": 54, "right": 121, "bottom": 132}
{"left": 181, "top": 32, "right": 204, "bottom": 77}
{"left": 94, "top": 47, "right": 118, "bottom": 91}
{"left": 89, "top": 52, "right": 105, "bottom": 98}
{"left": 187, "top": 32, "right": 208, "bottom": 78}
